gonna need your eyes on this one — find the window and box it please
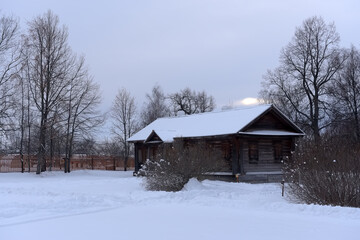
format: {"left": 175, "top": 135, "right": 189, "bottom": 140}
{"left": 273, "top": 141, "right": 283, "bottom": 163}
{"left": 248, "top": 141, "right": 258, "bottom": 164}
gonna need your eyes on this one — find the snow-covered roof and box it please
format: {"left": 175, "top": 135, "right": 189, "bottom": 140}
{"left": 128, "top": 104, "right": 304, "bottom": 143}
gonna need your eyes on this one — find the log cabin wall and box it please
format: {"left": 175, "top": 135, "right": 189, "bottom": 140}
{"left": 181, "top": 135, "right": 294, "bottom": 175}
{"left": 182, "top": 137, "right": 233, "bottom": 173}
{"left": 135, "top": 134, "right": 295, "bottom": 175}
{"left": 241, "top": 136, "right": 293, "bottom": 173}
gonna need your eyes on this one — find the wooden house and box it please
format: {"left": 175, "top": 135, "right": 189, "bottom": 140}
{"left": 128, "top": 104, "right": 304, "bottom": 182}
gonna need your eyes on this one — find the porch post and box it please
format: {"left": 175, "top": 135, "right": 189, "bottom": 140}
{"left": 134, "top": 143, "right": 140, "bottom": 173}
{"left": 239, "top": 140, "right": 244, "bottom": 175}
{"left": 231, "top": 137, "right": 240, "bottom": 175}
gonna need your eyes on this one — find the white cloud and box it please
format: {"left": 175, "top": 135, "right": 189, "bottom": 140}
{"left": 221, "top": 97, "right": 262, "bottom": 110}
{"left": 236, "top": 97, "right": 260, "bottom": 106}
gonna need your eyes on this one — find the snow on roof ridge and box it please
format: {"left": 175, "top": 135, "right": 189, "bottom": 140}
{"left": 157, "top": 104, "right": 271, "bottom": 121}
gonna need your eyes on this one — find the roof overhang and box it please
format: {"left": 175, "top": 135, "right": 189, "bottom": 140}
{"left": 238, "top": 130, "right": 305, "bottom": 136}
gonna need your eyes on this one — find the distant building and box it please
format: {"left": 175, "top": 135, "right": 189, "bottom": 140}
{"left": 128, "top": 104, "right": 304, "bottom": 182}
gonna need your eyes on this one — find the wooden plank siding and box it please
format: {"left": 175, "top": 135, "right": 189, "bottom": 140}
{"left": 134, "top": 135, "right": 294, "bottom": 175}
{"left": 242, "top": 136, "right": 293, "bottom": 173}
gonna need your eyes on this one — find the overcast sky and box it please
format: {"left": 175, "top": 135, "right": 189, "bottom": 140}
{"left": 2, "top": 0, "right": 360, "bottom": 111}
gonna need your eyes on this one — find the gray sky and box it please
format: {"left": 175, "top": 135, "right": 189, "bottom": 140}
{"left": 2, "top": 0, "right": 360, "bottom": 111}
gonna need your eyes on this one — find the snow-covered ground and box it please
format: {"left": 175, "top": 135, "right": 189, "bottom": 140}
{"left": 1, "top": 170, "right": 359, "bottom": 240}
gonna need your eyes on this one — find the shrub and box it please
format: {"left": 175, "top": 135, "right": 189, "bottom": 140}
{"left": 284, "top": 136, "right": 360, "bottom": 207}
{"left": 140, "top": 140, "right": 226, "bottom": 191}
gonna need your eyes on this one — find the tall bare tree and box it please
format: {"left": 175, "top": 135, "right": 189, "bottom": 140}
{"left": 18, "top": 36, "right": 37, "bottom": 172}
{"left": 16, "top": 71, "right": 26, "bottom": 172}
{"left": 141, "top": 84, "right": 170, "bottom": 127}
{"left": 169, "top": 88, "right": 215, "bottom": 115}
{"left": 63, "top": 62, "right": 103, "bottom": 173}
{"left": 25, "top": 10, "right": 75, "bottom": 174}
{"left": 261, "top": 16, "right": 345, "bottom": 141}
{"left": 328, "top": 46, "right": 360, "bottom": 141}
{"left": 0, "top": 14, "right": 21, "bottom": 133}
{"left": 111, "top": 88, "right": 137, "bottom": 171}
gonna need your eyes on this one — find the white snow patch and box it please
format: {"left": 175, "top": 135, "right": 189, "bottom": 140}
{"left": 182, "top": 178, "right": 205, "bottom": 191}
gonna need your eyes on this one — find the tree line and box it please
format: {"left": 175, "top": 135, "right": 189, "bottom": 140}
{"left": 0, "top": 11, "right": 103, "bottom": 174}
{"left": 0, "top": 10, "right": 216, "bottom": 174}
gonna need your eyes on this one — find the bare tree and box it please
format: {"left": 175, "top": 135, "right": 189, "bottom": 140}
{"left": 111, "top": 88, "right": 137, "bottom": 171}
{"left": 48, "top": 107, "right": 62, "bottom": 172}
{"left": 328, "top": 46, "right": 360, "bottom": 141}
{"left": 73, "top": 137, "right": 97, "bottom": 155}
{"left": 169, "top": 88, "right": 215, "bottom": 115}
{"left": 0, "top": 14, "right": 21, "bottom": 132}
{"left": 63, "top": 62, "right": 103, "bottom": 173}
{"left": 141, "top": 84, "right": 170, "bottom": 127}
{"left": 197, "top": 90, "right": 215, "bottom": 113}
{"left": 25, "top": 10, "right": 76, "bottom": 174}
{"left": 18, "top": 35, "right": 38, "bottom": 172}
{"left": 16, "top": 72, "right": 26, "bottom": 172}
{"left": 97, "top": 138, "right": 122, "bottom": 156}
{"left": 15, "top": 60, "right": 39, "bottom": 172}
{"left": 261, "top": 16, "right": 345, "bottom": 142}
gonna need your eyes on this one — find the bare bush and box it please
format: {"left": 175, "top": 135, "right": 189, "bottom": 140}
{"left": 284, "top": 137, "right": 360, "bottom": 207}
{"left": 141, "top": 140, "right": 226, "bottom": 192}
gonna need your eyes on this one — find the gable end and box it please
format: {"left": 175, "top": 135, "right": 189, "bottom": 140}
{"left": 239, "top": 105, "right": 304, "bottom": 134}
{"left": 144, "top": 130, "right": 164, "bottom": 143}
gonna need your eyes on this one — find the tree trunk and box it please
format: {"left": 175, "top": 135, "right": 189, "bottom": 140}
{"left": 124, "top": 156, "right": 128, "bottom": 171}
{"left": 49, "top": 129, "right": 53, "bottom": 172}
{"left": 27, "top": 84, "right": 31, "bottom": 173}
{"left": 36, "top": 118, "right": 47, "bottom": 174}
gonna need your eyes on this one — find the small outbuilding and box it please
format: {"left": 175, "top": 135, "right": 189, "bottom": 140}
{"left": 128, "top": 104, "right": 304, "bottom": 182}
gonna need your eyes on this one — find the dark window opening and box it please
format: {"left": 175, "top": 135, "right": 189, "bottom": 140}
{"left": 222, "top": 143, "right": 231, "bottom": 161}
{"left": 248, "top": 142, "right": 258, "bottom": 164}
{"left": 273, "top": 141, "right": 283, "bottom": 163}
{"left": 138, "top": 149, "right": 143, "bottom": 164}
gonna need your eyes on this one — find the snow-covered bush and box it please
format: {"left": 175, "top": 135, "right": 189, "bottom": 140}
{"left": 141, "top": 140, "right": 225, "bottom": 191}
{"left": 284, "top": 137, "right": 360, "bottom": 207}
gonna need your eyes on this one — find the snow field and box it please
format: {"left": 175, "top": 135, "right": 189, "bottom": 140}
{"left": 0, "top": 170, "right": 359, "bottom": 240}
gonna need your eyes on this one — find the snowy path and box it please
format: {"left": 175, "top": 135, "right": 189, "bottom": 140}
{"left": 1, "top": 170, "right": 359, "bottom": 240}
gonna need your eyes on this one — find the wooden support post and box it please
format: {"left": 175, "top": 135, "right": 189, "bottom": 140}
{"left": 231, "top": 137, "right": 240, "bottom": 175}
{"left": 239, "top": 140, "right": 244, "bottom": 175}
{"left": 134, "top": 144, "right": 139, "bottom": 173}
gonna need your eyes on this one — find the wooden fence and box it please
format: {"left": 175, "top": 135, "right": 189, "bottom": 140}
{"left": 0, "top": 154, "right": 134, "bottom": 172}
